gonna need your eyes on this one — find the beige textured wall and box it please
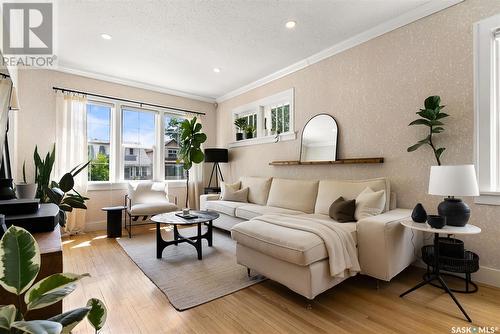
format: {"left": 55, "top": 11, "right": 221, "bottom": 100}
{"left": 216, "top": 0, "right": 500, "bottom": 269}
{"left": 16, "top": 69, "right": 216, "bottom": 228}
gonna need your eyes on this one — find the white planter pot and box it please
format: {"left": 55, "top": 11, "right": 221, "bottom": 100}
{"left": 15, "top": 183, "right": 37, "bottom": 199}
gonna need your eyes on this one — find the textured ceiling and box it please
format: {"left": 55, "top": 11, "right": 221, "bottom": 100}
{"left": 56, "top": 0, "right": 433, "bottom": 100}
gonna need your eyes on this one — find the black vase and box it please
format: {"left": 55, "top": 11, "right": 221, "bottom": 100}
{"left": 0, "top": 178, "right": 16, "bottom": 200}
{"left": 438, "top": 198, "right": 470, "bottom": 227}
{"left": 411, "top": 203, "right": 427, "bottom": 223}
{"left": 236, "top": 133, "right": 243, "bottom": 141}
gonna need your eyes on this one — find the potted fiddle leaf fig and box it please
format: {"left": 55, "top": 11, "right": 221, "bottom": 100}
{"left": 0, "top": 225, "right": 107, "bottom": 334}
{"left": 407, "top": 95, "right": 449, "bottom": 165}
{"left": 177, "top": 117, "right": 207, "bottom": 208}
{"left": 234, "top": 118, "right": 246, "bottom": 141}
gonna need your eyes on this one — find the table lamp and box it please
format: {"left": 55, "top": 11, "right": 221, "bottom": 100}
{"left": 428, "top": 165, "right": 479, "bottom": 226}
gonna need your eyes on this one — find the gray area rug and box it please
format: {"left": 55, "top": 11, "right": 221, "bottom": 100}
{"left": 116, "top": 226, "right": 266, "bottom": 310}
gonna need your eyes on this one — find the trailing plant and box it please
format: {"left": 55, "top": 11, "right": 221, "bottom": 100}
{"left": 177, "top": 117, "right": 207, "bottom": 208}
{"left": 0, "top": 226, "right": 107, "bottom": 334}
{"left": 407, "top": 95, "right": 449, "bottom": 166}
{"left": 234, "top": 118, "right": 246, "bottom": 133}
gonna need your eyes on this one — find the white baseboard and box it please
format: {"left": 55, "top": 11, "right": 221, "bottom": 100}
{"left": 85, "top": 220, "right": 107, "bottom": 232}
{"left": 472, "top": 266, "right": 500, "bottom": 288}
{"left": 412, "top": 262, "right": 500, "bottom": 289}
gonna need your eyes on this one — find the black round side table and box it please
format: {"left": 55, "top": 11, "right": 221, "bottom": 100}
{"left": 102, "top": 206, "right": 126, "bottom": 238}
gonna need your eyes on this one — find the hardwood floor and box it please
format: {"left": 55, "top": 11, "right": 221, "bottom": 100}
{"left": 63, "top": 228, "right": 500, "bottom": 334}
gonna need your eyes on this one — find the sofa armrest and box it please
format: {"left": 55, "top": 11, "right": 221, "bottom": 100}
{"left": 200, "top": 194, "right": 220, "bottom": 210}
{"left": 357, "top": 209, "right": 421, "bottom": 281}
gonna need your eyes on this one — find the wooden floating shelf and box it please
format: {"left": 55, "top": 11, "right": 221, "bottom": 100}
{"left": 269, "top": 157, "right": 384, "bottom": 166}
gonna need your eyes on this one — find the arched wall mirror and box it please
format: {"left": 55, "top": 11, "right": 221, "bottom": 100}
{"left": 300, "top": 114, "right": 338, "bottom": 162}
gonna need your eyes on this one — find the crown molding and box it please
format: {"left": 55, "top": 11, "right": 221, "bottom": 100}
{"left": 54, "top": 66, "right": 216, "bottom": 103}
{"left": 216, "top": 0, "right": 464, "bottom": 103}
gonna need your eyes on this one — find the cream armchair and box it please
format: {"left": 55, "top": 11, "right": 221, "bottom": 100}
{"left": 125, "top": 182, "right": 178, "bottom": 237}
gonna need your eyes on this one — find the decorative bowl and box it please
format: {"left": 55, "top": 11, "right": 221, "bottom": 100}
{"left": 427, "top": 215, "right": 446, "bottom": 229}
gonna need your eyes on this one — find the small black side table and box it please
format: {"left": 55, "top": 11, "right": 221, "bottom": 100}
{"left": 102, "top": 206, "right": 126, "bottom": 238}
{"left": 400, "top": 221, "right": 481, "bottom": 322}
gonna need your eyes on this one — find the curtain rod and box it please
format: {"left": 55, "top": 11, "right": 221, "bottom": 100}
{"left": 52, "top": 86, "right": 206, "bottom": 116}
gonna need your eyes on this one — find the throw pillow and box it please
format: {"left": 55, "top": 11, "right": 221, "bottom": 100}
{"left": 329, "top": 197, "right": 356, "bottom": 223}
{"left": 222, "top": 186, "right": 249, "bottom": 203}
{"left": 220, "top": 181, "right": 241, "bottom": 199}
{"left": 354, "top": 187, "right": 386, "bottom": 221}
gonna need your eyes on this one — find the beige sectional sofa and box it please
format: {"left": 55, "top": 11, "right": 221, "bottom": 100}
{"left": 200, "top": 176, "right": 419, "bottom": 299}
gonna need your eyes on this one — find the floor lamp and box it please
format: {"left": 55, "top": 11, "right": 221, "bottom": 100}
{"left": 204, "top": 148, "right": 228, "bottom": 194}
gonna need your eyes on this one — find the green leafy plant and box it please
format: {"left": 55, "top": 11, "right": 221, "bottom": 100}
{"left": 0, "top": 226, "right": 107, "bottom": 334}
{"left": 30, "top": 145, "right": 90, "bottom": 227}
{"left": 407, "top": 95, "right": 449, "bottom": 166}
{"left": 89, "top": 153, "right": 109, "bottom": 181}
{"left": 244, "top": 125, "right": 255, "bottom": 136}
{"left": 234, "top": 118, "right": 247, "bottom": 133}
{"left": 45, "top": 161, "right": 91, "bottom": 227}
{"left": 177, "top": 117, "right": 207, "bottom": 208}
{"left": 22, "top": 162, "right": 27, "bottom": 184}
{"left": 34, "top": 145, "right": 56, "bottom": 201}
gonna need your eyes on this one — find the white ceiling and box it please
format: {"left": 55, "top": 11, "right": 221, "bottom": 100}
{"left": 56, "top": 0, "right": 448, "bottom": 101}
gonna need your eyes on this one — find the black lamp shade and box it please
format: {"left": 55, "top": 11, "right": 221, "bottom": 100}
{"left": 204, "top": 148, "right": 228, "bottom": 163}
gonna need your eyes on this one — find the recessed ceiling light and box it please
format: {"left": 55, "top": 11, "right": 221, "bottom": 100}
{"left": 101, "top": 33, "right": 112, "bottom": 40}
{"left": 285, "top": 21, "right": 296, "bottom": 29}
{"left": 213, "top": 67, "right": 221, "bottom": 73}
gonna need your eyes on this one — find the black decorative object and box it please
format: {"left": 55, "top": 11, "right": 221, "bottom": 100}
{"left": 411, "top": 203, "right": 427, "bottom": 223}
{"left": 102, "top": 206, "right": 126, "bottom": 238}
{"left": 421, "top": 245, "right": 479, "bottom": 293}
{"left": 0, "top": 199, "right": 40, "bottom": 215}
{"left": 427, "top": 215, "right": 445, "bottom": 229}
{"left": 0, "top": 178, "right": 16, "bottom": 200}
{"left": 438, "top": 237, "right": 464, "bottom": 258}
{"left": 438, "top": 198, "right": 470, "bottom": 227}
{"left": 236, "top": 133, "right": 243, "bottom": 141}
{"left": 204, "top": 148, "right": 229, "bottom": 190}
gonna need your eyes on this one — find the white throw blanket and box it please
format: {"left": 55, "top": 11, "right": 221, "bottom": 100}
{"left": 251, "top": 214, "right": 360, "bottom": 278}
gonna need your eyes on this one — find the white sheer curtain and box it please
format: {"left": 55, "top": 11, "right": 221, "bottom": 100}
{"left": 55, "top": 92, "right": 88, "bottom": 234}
{"left": 187, "top": 115, "right": 204, "bottom": 210}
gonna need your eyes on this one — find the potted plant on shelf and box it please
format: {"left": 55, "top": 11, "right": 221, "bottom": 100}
{"left": 15, "top": 161, "right": 37, "bottom": 199}
{"left": 177, "top": 117, "right": 207, "bottom": 208}
{"left": 234, "top": 118, "right": 246, "bottom": 141}
{"left": 244, "top": 125, "right": 256, "bottom": 139}
{"left": 0, "top": 225, "right": 107, "bottom": 334}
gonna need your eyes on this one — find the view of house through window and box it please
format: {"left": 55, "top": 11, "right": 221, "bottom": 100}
{"left": 87, "top": 103, "right": 111, "bottom": 181}
{"left": 164, "top": 114, "right": 187, "bottom": 180}
{"left": 122, "top": 108, "right": 155, "bottom": 180}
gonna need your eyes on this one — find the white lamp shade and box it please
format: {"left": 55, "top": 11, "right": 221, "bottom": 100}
{"left": 428, "top": 165, "right": 479, "bottom": 197}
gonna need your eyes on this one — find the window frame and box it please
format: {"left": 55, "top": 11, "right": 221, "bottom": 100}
{"left": 230, "top": 88, "right": 296, "bottom": 148}
{"left": 86, "top": 99, "right": 114, "bottom": 183}
{"left": 85, "top": 98, "right": 189, "bottom": 189}
{"left": 474, "top": 14, "right": 500, "bottom": 205}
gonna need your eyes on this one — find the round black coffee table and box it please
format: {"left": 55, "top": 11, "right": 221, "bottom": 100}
{"left": 151, "top": 210, "right": 219, "bottom": 260}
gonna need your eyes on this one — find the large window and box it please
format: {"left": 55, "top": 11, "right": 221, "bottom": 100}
{"left": 164, "top": 114, "right": 187, "bottom": 180}
{"left": 122, "top": 108, "right": 155, "bottom": 181}
{"left": 87, "top": 103, "right": 111, "bottom": 181}
{"left": 85, "top": 99, "right": 191, "bottom": 184}
{"left": 474, "top": 14, "right": 500, "bottom": 204}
